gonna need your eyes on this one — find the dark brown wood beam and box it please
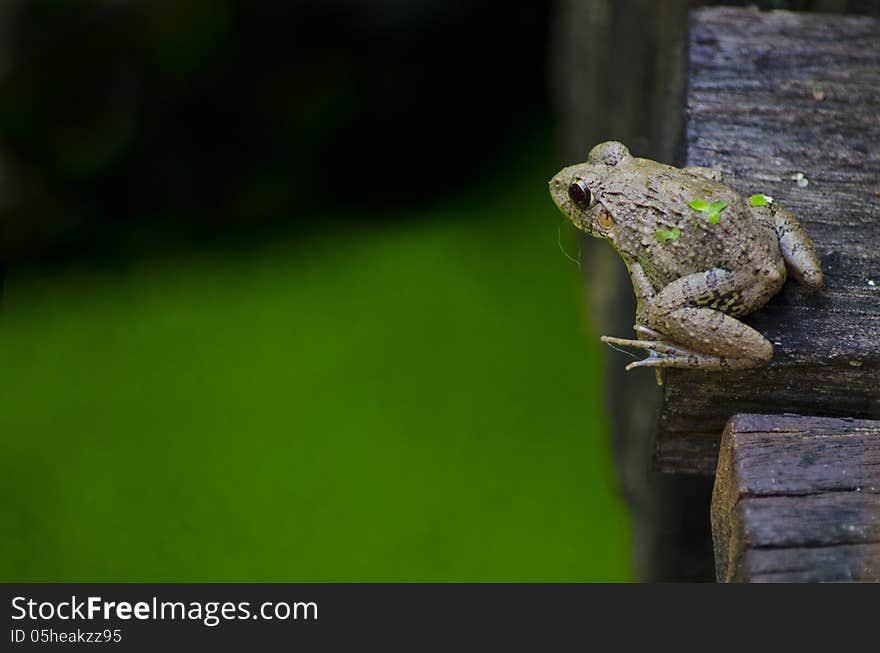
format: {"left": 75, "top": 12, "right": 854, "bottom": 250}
{"left": 653, "top": 7, "right": 880, "bottom": 475}
{"left": 711, "top": 413, "right": 880, "bottom": 582}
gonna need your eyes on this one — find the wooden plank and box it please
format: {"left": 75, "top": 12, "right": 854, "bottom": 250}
{"left": 655, "top": 7, "right": 880, "bottom": 474}
{"left": 711, "top": 413, "right": 880, "bottom": 582}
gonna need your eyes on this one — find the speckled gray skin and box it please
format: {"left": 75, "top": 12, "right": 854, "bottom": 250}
{"left": 550, "top": 141, "right": 823, "bottom": 382}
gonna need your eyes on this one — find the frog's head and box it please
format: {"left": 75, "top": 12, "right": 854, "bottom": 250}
{"left": 549, "top": 141, "right": 631, "bottom": 240}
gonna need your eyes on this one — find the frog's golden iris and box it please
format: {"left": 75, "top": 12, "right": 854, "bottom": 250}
{"left": 598, "top": 210, "right": 614, "bottom": 229}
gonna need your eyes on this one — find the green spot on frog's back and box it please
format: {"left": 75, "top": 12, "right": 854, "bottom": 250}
{"left": 690, "top": 197, "right": 727, "bottom": 225}
{"left": 656, "top": 228, "right": 680, "bottom": 244}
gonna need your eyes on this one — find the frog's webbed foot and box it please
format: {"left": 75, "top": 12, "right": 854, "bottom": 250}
{"left": 601, "top": 335, "right": 698, "bottom": 371}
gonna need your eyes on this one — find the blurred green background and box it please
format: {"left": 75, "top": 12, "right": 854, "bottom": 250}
{"left": 0, "top": 72, "right": 630, "bottom": 580}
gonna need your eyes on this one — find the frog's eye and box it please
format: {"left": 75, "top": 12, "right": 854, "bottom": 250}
{"left": 568, "top": 180, "right": 597, "bottom": 209}
{"left": 598, "top": 209, "right": 614, "bottom": 229}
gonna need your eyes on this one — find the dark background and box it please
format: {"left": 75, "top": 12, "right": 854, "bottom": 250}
{"left": 1, "top": 0, "right": 876, "bottom": 263}
{"left": 1, "top": 0, "right": 876, "bottom": 582}
{"left": 0, "top": 0, "right": 555, "bottom": 262}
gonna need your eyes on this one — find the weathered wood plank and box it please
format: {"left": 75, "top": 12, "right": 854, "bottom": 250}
{"left": 655, "top": 7, "right": 880, "bottom": 475}
{"left": 711, "top": 413, "right": 880, "bottom": 583}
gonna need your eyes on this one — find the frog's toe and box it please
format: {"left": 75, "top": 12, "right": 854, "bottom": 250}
{"left": 633, "top": 325, "right": 667, "bottom": 340}
{"left": 601, "top": 335, "right": 677, "bottom": 353}
{"left": 625, "top": 351, "right": 695, "bottom": 371}
{"left": 626, "top": 356, "right": 658, "bottom": 372}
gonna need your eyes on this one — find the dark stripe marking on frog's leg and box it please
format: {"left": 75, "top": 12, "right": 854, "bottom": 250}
{"left": 688, "top": 267, "right": 750, "bottom": 316}
{"left": 694, "top": 290, "right": 746, "bottom": 316}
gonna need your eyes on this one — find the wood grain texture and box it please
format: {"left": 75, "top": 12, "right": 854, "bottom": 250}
{"left": 712, "top": 413, "right": 880, "bottom": 582}
{"left": 657, "top": 7, "right": 880, "bottom": 474}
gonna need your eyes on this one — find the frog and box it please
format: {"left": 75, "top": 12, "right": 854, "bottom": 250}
{"left": 549, "top": 141, "right": 823, "bottom": 383}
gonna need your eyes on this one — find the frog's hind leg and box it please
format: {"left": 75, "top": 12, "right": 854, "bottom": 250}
{"left": 630, "top": 305, "right": 771, "bottom": 370}
{"left": 601, "top": 306, "right": 773, "bottom": 371}
{"left": 601, "top": 268, "right": 775, "bottom": 373}
{"left": 753, "top": 203, "right": 823, "bottom": 288}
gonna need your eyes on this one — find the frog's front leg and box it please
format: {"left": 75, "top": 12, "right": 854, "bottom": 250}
{"left": 601, "top": 268, "right": 774, "bottom": 373}
{"left": 624, "top": 258, "right": 656, "bottom": 328}
{"left": 623, "top": 259, "right": 665, "bottom": 384}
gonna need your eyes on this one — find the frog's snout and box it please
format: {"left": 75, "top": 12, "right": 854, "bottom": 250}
{"left": 548, "top": 173, "right": 568, "bottom": 212}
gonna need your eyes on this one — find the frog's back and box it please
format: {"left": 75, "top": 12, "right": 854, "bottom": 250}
{"left": 605, "top": 158, "right": 782, "bottom": 288}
